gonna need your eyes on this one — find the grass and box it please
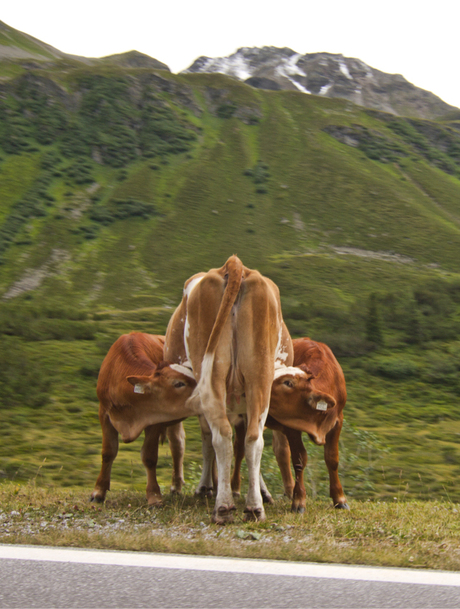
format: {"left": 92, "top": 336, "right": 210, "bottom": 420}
{"left": 2, "top": 483, "right": 460, "bottom": 571}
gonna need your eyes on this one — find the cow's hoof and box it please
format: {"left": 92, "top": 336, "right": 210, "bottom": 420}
{"left": 261, "top": 490, "right": 274, "bottom": 505}
{"left": 232, "top": 491, "right": 241, "bottom": 499}
{"left": 90, "top": 491, "right": 105, "bottom": 503}
{"left": 170, "top": 488, "right": 182, "bottom": 496}
{"left": 195, "top": 486, "right": 214, "bottom": 499}
{"left": 334, "top": 502, "right": 350, "bottom": 510}
{"left": 212, "top": 505, "right": 236, "bottom": 525}
{"left": 291, "top": 504, "right": 306, "bottom": 514}
{"left": 243, "top": 507, "right": 266, "bottom": 522}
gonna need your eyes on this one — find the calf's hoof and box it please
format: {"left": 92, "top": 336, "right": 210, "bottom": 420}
{"left": 232, "top": 491, "right": 241, "bottom": 499}
{"left": 147, "top": 495, "right": 163, "bottom": 508}
{"left": 334, "top": 501, "right": 350, "bottom": 510}
{"left": 243, "top": 507, "right": 266, "bottom": 522}
{"left": 90, "top": 490, "right": 105, "bottom": 503}
{"left": 291, "top": 504, "right": 306, "bottom": 514}
{"left": 196, "top": 486, "right": 214, "bottom": 499}
{"left": 212, "top": 504, "right": 236, "bottom": 525}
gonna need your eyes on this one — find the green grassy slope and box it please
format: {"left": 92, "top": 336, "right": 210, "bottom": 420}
{"left": 1, "top": 61, "right": 460, "bottom": 502}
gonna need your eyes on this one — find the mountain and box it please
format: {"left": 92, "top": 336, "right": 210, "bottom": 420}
{"left": 0, "top": 20, "right": 90, "bottom": 63}
{"left": 184, "top": 47, "right": 458, "bottom": 120}
{"left": 1, "top": 23, "right": 460, "bottom": 500}
{"left": 0, "top": 21, "right": 169, "bottom": 70}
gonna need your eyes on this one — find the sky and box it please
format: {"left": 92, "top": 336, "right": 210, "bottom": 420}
{"left": 2, "top": 0, "right": 460, "bottom": 109}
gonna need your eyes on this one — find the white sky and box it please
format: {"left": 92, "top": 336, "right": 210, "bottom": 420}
{"left": 2, "top": 0, "right": 460, "bottom": 109}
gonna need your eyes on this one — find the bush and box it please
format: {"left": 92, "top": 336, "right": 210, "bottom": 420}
{"left": 367, "top": 357, "right": 421, "bottom": 380}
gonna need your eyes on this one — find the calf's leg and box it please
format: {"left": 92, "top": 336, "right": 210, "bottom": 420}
{"left": 324, "top": 419, "right": 348, "bottom": 509}
{"left": 141, "top": 424, "right": 164, "bottom": 506}
{"left": 91, "top": 409, "right": 118, "bottom": 503}
{"left": 167, "top": 422, "right": 185, "bottom": 494}
{"left": 272, "top": 429, "right": 295, "bottom": 500}
{"left": 285, "top": 428, "right": 308, "bottom": 513}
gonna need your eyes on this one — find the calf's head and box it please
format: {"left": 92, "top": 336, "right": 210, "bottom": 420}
{"left": 270, "top": 365, "right": 337, "bottom": 445}
{"left": 127, "top": 362, "right": 196, "bottom": 413}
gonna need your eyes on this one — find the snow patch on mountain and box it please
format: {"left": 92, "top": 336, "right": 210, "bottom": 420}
{"left": 339, "top": 60, "right": 352, "bottom": 79}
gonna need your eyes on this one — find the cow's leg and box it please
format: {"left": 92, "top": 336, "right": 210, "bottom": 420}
{"left": 324, "top": 418, "right": 349, "bottom": 509}
{"left": 196, "top": 415, "right": 215, "bottom": 497}
{"left": 259, "top": 472, "right": 274, "bottom": 504}
{"left": 243, "top": 385, "right": 271, "bottom": 522}
{"left": 284, "top": 428, "right": 308, "bottom": 513}
{"left": 167, "top": 422, "right": 185, "bottom": 494}
{"left": 232, "top": 417, "right": 273, "bottom": 503}
{"left": 205, "top": 407, "right": 235, "bottom": 524}
{"left": 91, "top": 409, "right": 118, "bottom": 503}
{"left": 198, "top": 375, "right": 235, "bottom": 523}
{"left": 231, "top": 417, "right": 246, "bottom": 498}
{"left": 141, "top": 424, "right": 164, "bottom": 506}
{"left": 272, "top": 429, "right": 295, "bottom": 499}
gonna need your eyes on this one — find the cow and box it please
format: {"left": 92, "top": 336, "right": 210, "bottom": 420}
{"left": 230, "top": 337, "right": 348, "bottom": 512}
{"left": 164, "top": 255, "right": 293, "bottom": 523}
{"left": 91, "top": 332, "right": 196, "bottom": 506}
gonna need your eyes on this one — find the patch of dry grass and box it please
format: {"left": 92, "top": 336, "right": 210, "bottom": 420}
{"left": 2, "top": 482, "right": 460, "bottom": 571}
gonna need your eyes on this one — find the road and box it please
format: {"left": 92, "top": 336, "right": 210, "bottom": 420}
{"left": 1, "top": 544, "right": 460, "bottom": 608}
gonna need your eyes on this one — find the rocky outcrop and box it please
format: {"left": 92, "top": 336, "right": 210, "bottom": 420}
{"left": 184, "top": 47, "right": 458, "bottom": 120}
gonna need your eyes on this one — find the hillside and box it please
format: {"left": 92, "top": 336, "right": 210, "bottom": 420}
{"left": 1, "top": 33, "right": 460, "bottom": 503}
{"left": 184, "top": 47, "right": 459, "bottom": 120}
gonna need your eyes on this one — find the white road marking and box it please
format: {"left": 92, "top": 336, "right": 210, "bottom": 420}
{"left": 1, "top": 545, "right": 460, "bottom": 587}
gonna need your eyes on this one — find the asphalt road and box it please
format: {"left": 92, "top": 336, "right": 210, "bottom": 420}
{"left": 1, "top": 545, "right": 460, "bottom": 608}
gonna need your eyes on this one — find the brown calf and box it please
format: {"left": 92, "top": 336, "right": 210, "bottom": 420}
{"left": 91, "top": 332, "right": 196, "bottom": 506}
{"left": 269, "top": 337, "right": 348, "bottom": 511}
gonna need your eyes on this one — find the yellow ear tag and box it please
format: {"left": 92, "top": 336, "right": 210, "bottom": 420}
{"left": 134, "top": 384, "right": 145, "bottom": 394}
{"left": 316, "top": 400, "right": 328, "bottom": 411}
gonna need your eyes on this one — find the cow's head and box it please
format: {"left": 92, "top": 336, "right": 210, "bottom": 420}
{"left": 270, "top": 365, "right": 338, "bottom": 445}
{"left": 127, "top": 361, "right": 196, "bottom": 407}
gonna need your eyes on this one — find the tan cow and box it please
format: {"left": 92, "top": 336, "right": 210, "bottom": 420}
{"left": 164, "top": 255, "right": 293, "bottom": 523}
{"left": 91, "top": 332, "right": 196, "bottom": 506}
{"left": 231, "top": 337, "right": 348, "bottom": 511}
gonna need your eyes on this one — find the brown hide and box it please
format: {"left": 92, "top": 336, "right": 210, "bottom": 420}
{"left": 91, "top": 332, "right": 196, "bottom": 506}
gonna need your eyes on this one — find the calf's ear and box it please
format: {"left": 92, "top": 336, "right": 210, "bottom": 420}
{"left": 126, "top": 375, "right": 153, "bottom": 394}
{"left": 310, "top": 391, "right": 336, "bottom": 411}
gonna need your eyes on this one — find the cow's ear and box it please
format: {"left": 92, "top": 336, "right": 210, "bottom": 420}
{"left": 309, "top": 391, "right": 336, "bottom": 412}
{"left": 126, "top": 375, "right": 153, "bottom": 394}
{"left": 298, "top": 364, "right": 315, "bottom": 380}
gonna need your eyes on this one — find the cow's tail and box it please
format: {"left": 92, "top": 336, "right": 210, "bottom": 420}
{"left": 205, "top": 255, "right": 244, "bottom": 358}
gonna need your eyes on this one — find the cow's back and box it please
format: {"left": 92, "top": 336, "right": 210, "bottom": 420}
{"left": 97, "top": 333, "right": 165, "bottom": 409}
{"left": 292, "top": 337, "right": 346, "bottom": 409}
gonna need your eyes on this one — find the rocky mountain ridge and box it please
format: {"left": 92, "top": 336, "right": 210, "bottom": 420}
{"left": 184, "top": 47, "right": 458, "bottom": 120}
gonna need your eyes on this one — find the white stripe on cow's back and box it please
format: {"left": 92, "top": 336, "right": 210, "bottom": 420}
{"left": 2, "top": 545, "right": 460, "bottom": 587}
{"left": 184, "top": 275, "right": 204, "bottom": 299}
{"left": 273, "top": 365, "right": 308, "bottom": 380}
{"left": 184, "top": 276, "right": 205, "bottom": 364}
